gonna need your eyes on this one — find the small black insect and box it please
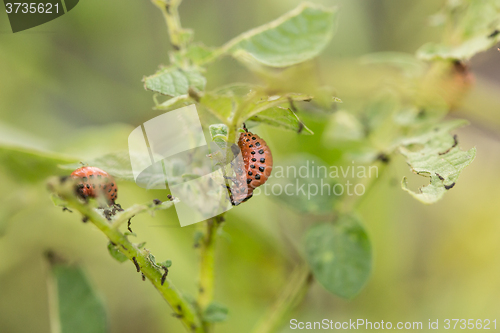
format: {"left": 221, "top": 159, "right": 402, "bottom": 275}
{"left": 444, "top": 182, "right": 456, "bottom": 190}
{"left": 132, "top": 257, "right": 140, "bottom": 272}
{"left": 161, "top": 266, "right": 169, "bottom": 286}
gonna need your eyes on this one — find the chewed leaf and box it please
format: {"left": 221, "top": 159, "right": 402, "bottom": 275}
{"left": 399, "top": 120, "right": 476, "bottom": 204}
{"left": 224, "top": 3, "right": 338, "bottom": 67}
{"left": 417, "top": 34, "right": 500, "bottom": 61}
{"left": 417, "top": 0, "right": 500, "bottom": 61}
{"left": 144, "top": 66, "right": 206, "bottom": 96}
{"left": 250, "top": 107, "right": 313, "bottom": 134}
{"left": 305, "top": 215, "right": 372, "bottom": 299}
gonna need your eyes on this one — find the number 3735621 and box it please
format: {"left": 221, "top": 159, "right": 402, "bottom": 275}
{"left": 5, "top": 3, "right": 59, "bottom": 14}
{"left": 444, "top": 319, "right": 496, "bottom": 330}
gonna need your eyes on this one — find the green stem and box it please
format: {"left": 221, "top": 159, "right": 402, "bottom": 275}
{"left": 151, "top": 0, "right": 188, "bottom": 52}
{"left": 340, "top": 161, "right": 388, "bottom": 213}
{"left": 251, "top": 265, "right": 312, "bottom": 333}
{"left": 48, "top": 178, "right": 205, "bottom": 333}
{"left": 197, "top": 218, "right": 221, "bottom": 323}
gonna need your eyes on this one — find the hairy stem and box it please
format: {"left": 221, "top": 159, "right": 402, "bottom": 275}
{"left": 48, "top": 178, "right": 205, "bottom": 333}
{"left": 251, "top": 265, "right": 312, "bottom": 333}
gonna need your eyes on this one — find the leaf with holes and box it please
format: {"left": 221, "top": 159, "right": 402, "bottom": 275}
{"left": 417, "top": 0, "right": 500, "bottom": 61}
{"left": 399, "top": 120, "right": 476, "bottom": 204}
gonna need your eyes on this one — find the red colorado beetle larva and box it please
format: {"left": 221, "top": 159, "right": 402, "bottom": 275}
{"left": 71, "top": 166, "right": 117, "bottom": 204}
{"left": 228, "top": 125, "right": 273, "bottom": 205}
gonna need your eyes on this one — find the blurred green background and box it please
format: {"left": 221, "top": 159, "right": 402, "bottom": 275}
{"left": 1, "top": 0, "right": 500, "bottom": 332}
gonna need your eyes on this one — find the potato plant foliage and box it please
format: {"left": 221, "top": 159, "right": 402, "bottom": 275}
{"left": 1, "top": 0, "right": 493, "bottom": 332}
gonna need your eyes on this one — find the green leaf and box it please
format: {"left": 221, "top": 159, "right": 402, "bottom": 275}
{"left": 48, "top": 259, "right": 107, "bottom": 333}
{"left": 239, "top": 93, "right": 311, "bottom": 122}
{"left": 399, "top": 120, "right": 476, "bottom": 204}
{"left": 144, "top": 66, "right": 206, "bottom": 96}
{"left": 417, "top": 35, "right": 500, "bottom": 61}
{"left": 323, "top": 110, "right": 365, "bottom": 143}
{"left": 159, "top": 259, "right": 172, "bottom": 268}
{"left": 60, "top": 151, "right": 134, "bottom": 181}
{"left": 154, "top": 94, "right": 192, "bottom": 111}
{"left": 0, "top": 145, "right": 77, "bottom": 183}
{"left": 360, "top": 52, "right": 426, "bottom": 78}
{"left": 224, "top": 3, "right": 338, "bottom": 67}
{"left": 202, "top": 302, "right": 229, "bottom": 323}
{"left": 107, "top": 242, "right": 128, "bottom": 263}
{"left": 417, "top": 0, "right": 500, "bottom": 61}
{"left": 209, "top": 124, "right": 229, "bottom": 148}
{"left": 271, "top": 154, "right": 339, "bottom": 214}
{"left": 199, "top": 93, "right": 235, "bottom": 122}
{"left": 171, "top": 43, "right": 217, "bottom": 66}
{"left": 249, "top": 107, "right": 313, "bottom": 134}
{"left": 305, "top": 215, "right": 372, "bottom": 299}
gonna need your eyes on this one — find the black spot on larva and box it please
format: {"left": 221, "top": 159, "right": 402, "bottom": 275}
{"left": 247, "top": 178, "right": 252, "bottom": 184}
{"left": 249, "top": 144, "right": 253, "bottom": 148}
{"left": 251, "top": 158, "right": 256, "bottom": 162}
{"left": 82, "top": 177, "right": 88, "bottom": 182}
{"left": 248, "top": 171, "right": 253, "bottom": 176}
{"left": 444, "top": 182, "right": 455, "bottom": 190}
{"left": 250, "top": 165, "right": 255, "bottom": 169}
{"left": 86, "top": 184, "right": 90, "bottom": 189}
{"left": 252, "top": 137, "right": 256, "bottom": 140}
{"left": 255, "top": 174, "right": 261, "bottom": 180}
{"left": 251, "top": 151, "right": 255, "bottom": 155}
{"left": 114, "top": 188, "right": 117, "bottom": 192}
{"left": 108, "top": 188, "right": 112, "bottom": 193}
{"left": 258, "top": 149, "right": 264, "bottom": 154}
{"left": 111, "top": 183, "right": 114, "bottom": 186}
{"left": 246, "top": 139, "right": 250, "bottom": 142}
{"left": 260, "top": 158, "right": 265, "bottom": 163}
{"left": 103, "top": 185, "right": 107, "bottom": 189}
{"left": 255, "top": 142, "right": 261, "bottom": 147}
{"left": 259, "top": 166, "right": 265, "bottom": 172}
{"left": 89, "top": 174, "right": 94, "bottom": 178}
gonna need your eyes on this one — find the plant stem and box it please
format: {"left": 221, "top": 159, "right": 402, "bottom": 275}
{"left": 48, "top": 178, "right": 206, "bottom": 333}
{"left": 197, "top": 217, "right": 221, "bottom": 322}
{"left": 151, "top": 0, "right": 189, "bottom": 52}
{"left": 251, "top": 265, "right": 312, "bottom": 333}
